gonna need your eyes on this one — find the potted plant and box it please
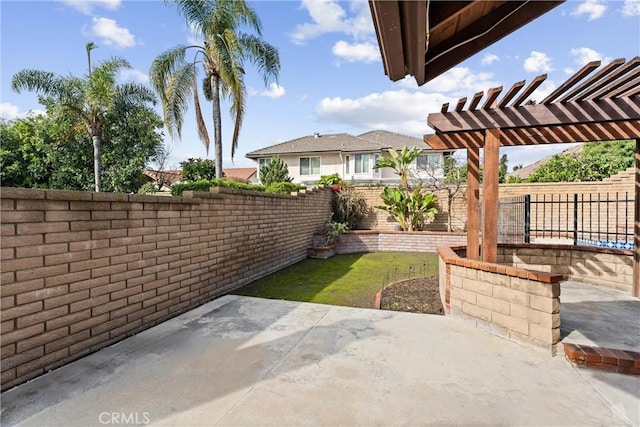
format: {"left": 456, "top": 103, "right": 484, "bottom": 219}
{"left": 308, "top": 216, "right": 348, "bottom": 259}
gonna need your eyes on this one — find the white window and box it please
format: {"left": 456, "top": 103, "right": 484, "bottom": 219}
{"left": 344, "top": 155, "right": 350, "bottom": 175}
{"left": 300, "top": 157, "right": 320, "bottom": 175}
{"left": 417, "top": 154, "right": 442, "bottom": 170}
{"left": 355, "top": 154, "right": 370, "bottom": 174}
{"left": 373, "top": 153, "right": 381, "bottom": 176}
{"left": 258, "top": 158, "right": 271, "bottom": 169}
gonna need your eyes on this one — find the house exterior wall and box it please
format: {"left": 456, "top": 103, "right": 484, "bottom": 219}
{"left": 254, "top": 152, "right": 447, "bottom": 186}
{"left": 0, "top": 186, "right": 333, "bottom": 391}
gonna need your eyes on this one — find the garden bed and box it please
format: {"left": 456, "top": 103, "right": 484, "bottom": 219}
{"left": 379, "top": 276, "right": 444, "bottom": 315}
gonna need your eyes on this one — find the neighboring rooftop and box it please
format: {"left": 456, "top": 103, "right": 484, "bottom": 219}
{"left": 224, "top": 168, "right": 257, "bottom": 181}
{"left": 246, "top": 130, "right": 436, "bottom": 159}
{"left": 508, "top": 145, "right": 583, "bottom": 180}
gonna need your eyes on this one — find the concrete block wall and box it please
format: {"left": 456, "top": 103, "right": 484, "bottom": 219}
{"left": 353, "top": 169, "right": 634, "bottom": 235}
{"left": 331, "top": 231, "right": 466, "bottom": 254}
{"left": 498, "top": 244, "right": 634, "bottom": 293}
{"left": 438, "top": 246, "right": 563, "bottom": 350}
{"left": 0, "top": 186, "right": 333, "bottom": 391}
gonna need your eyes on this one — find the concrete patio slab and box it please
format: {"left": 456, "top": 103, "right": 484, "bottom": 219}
{"left": 2, "top": 295, "right": 639, "bottom": 426}
{"left": 561, "top": 280, "right": 640, "bottom": 352}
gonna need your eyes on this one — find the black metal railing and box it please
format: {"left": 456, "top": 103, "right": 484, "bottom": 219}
{"left": 498, "top": 193, "right": 634, "bottom": 250}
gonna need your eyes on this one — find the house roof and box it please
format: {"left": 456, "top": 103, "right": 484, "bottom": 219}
{"left": 223, "top": 168, "right": 257, "bottom": 180}
{"left": 359, "top": 130, "right": 436, "bottom": 151}
{"left": 246, "top": 130, "right": 442, "bottom": 159}
{"left": 143, "top": 169, "right": 182, "bottom": 185}
{"left": 508, "top": 145, "right": 583, "bottom": 180}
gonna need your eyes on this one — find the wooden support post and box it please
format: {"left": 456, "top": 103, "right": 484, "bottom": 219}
{"left": 482, "top": 129, "right": 500, "bottom": 264}
{"left": 467, "top": 147, "right": 481, "bottom": 260}
{"left": 634, "top": 138, "right": 639, "bottom": 298}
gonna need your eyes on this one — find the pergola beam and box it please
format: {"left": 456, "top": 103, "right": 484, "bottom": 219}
{"left": 634, "top": 138, "right": 639, "bottom": 297}
{"left": 482, "top": 130, "right": 500, "bottom": 263}
{"left": 424, "top": 120, "right": 640, "bottom": 149}
{"left": 467, "top": 147, "right": 481, "bottom": 260}
{"left": 428, "top": 98, "right": 640, "bottom": 133}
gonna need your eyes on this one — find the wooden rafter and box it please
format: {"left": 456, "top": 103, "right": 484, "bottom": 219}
{"left": 426, "top": 57, "right": 640, "bottom": 148}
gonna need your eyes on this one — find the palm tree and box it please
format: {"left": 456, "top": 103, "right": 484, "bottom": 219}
{"left": 373, "top": 146, "right": 424, "bottom": 188}
{"left": 150, "top": 0, "right": 280, "bottom": 178}
{"left": 12, "top": 53, "right": 156, "bottom": 192}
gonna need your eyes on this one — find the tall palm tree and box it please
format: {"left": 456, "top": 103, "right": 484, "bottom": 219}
{"left": 150, "top": 0, "right": 280, "bottom": 178}
{"left": 12, "top": 54, "right": 156, "bottom": 192}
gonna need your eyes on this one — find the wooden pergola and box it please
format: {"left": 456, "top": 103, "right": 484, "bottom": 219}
{"left": 424, "top": 57, "right": 640, "bottom": 296}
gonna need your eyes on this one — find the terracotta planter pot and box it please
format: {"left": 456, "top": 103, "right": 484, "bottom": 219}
{"left": 307, "top": 244, "right": 336, "bottom": 259}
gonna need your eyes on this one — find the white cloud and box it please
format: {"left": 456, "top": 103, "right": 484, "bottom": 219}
{"left": 290, "top": 0, "right": 373, "bottom": 44}
{"left": 422, "top": 67, "right": 500, "bottom": 97}
{"left": 481, "top": 53, "right": 499, "bottom": 66}
{"left": 316, "top": 90, "right": 449, "bottom": 135}
{"left": 60, "top": 0, "right": 120, "bottom": 15}
{"left": 529, "top": 80, "right": 557, "bottom": 104}
{"left": 332, "top": 41, "right": 380, "bottom": 63}
{"left": 260, "top": 83, "right": 286, "bottom": 99}
{"left": 120, "top": 69, "right": 149, "bottom": 84}
{"left": 0, "top": 103, "right": 45, "bottom": 120}
{"left": 523, "top": 51, "right": 553, "bottom": 73}
{"left": 91, "top": 17, "right": 135, "bottom": 48}
{"left": 571, "top": 0, "right": 607, "bottom": 20}
{"left": 569, "top": 47, "right": 611, "bottom": 67}
{"left": 622, "top": 0, "right": 640, "bottom": 16}
{"left": 564, "top": 67, "right": 575, "bottom": 75}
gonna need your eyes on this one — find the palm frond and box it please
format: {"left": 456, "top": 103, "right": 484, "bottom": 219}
{"left": 11, "top": 70, "right": 63, "bottom": 95}
{"left": 239, "top": 33, "right": 280, "bottom": 86}
{"left": 165, "top": 62, "right": 196, "bottom": 140}
{"left": 192, "top": 75, "right": 210, "bottom": 155}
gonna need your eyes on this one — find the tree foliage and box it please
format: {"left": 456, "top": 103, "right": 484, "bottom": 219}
{"left": 376, "top": 184, "right": 437, "bottom": 231}
{"left": 11, "top": 48, "right": 156, "bottom": 191}
{"left": 0, "top": 100, "right": 163, "bottom": 193}
{"left": 150, "top": 0, "right": 280, "bottom": 178}
{"left": 180, "top": 158, "right": 216, "bottom": 181}
{"left": 259, "top": 156, "right": 292, "bottom": 186}
{"left": 526, "top": 140, "right": 634, "bottom": 183}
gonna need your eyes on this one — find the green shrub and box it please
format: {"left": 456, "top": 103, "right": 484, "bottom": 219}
{"left": 138, "top": 182, "right": 158, "bottom": 194}
{"left": 316, "top": 173, "right": 344, "bottom": 185}
{"left": 180, "top": 158, "right": 216, "bottom": 181}
{"left": 265, "top": 182, "right": 306, "bottom": 195}
{"left": 333, "top": 187, "right": 367, "bottom": 229}
{"left": 171, "top": 179, "right": 265, "bottom": 196}
{"left": 259, "top": 157, "right": 292, "bottom": 186}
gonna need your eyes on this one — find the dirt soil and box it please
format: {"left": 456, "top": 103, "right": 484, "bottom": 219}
{"left": 380, "top": 276, "right": 444, "bottom": 315}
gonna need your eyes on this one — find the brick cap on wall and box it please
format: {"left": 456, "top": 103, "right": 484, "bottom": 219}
{"left": 437, "top": 245, "right": 564, "bottom": 284}
{"left": 348, "top": 230, "right": 467, "bottom": 236}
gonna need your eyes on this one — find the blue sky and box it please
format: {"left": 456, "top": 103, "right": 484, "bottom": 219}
{"left": 1, "top": 0, "right": 639, "bottom": 171}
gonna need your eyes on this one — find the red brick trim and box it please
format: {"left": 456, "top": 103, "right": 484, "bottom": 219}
{"left": 436, "top": 245, "right": 564, "bottom": 284}
{"left": 564, "top": 343, "right": 640, "bottom": 375}
{"left": 348, "top": 230, "right": 467, "bottom": 236}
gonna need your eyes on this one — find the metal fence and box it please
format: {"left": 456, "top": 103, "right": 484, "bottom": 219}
{"left": 498, "top": 192, "right": 634, "bottom": 250}
{"left": 380, "top": 261, "right": 439, "bottom": 289}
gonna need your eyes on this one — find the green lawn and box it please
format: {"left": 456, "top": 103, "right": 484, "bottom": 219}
{"left": 232, "top": 252, "right": 438, "bottom": 308}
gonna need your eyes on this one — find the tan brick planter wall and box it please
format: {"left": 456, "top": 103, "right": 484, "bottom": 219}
{"left": 0, "top": 186, "right": 333, "bottom": 391}
{"left": 498, "top": 244, "right": 634, "bottom": 293}
{"left": 325, "top": 230, "right": 467, "bottom": 254}
{"left": 438, "top": 246, "right": 562, "bottom": 351}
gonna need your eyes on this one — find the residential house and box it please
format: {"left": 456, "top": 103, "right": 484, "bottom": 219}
{"left": 246, "top": 130, "right": 453, "bottom": 185}
{"left": 223, "top": 167, "right": 259, "bottom": 184}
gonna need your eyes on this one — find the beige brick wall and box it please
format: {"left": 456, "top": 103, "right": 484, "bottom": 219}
{"left": 497, "top": 245, "right": 633, "bottom": 293}
{"left": 0, "top": 186, "right": 333, "bottom": 390}
{"left": 354, "top": 171, "right": 634, "bottom": 234}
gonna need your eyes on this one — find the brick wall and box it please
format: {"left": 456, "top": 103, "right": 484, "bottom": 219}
{"left": 438, "top": 246, "right": 562, "bottom": 351}
{"left": 498, "top": 244, "right": 634, "bottom": 293}
{"left": 354, "top": 170, "right": 634, "bottom": 234}
{"left": 314, "top": 230, "right": 467, "bottom": 254}
{"left": 0, "top": 186, "right": 333, "bottom": 391}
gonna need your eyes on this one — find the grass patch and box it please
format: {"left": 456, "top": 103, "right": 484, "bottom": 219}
{"left": 232, "top": 252, "right": 438, "bottom": 308}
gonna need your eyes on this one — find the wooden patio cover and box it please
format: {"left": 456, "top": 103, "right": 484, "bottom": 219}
{"left": 423, "top": 57, "right": 640, "bottom": 296}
